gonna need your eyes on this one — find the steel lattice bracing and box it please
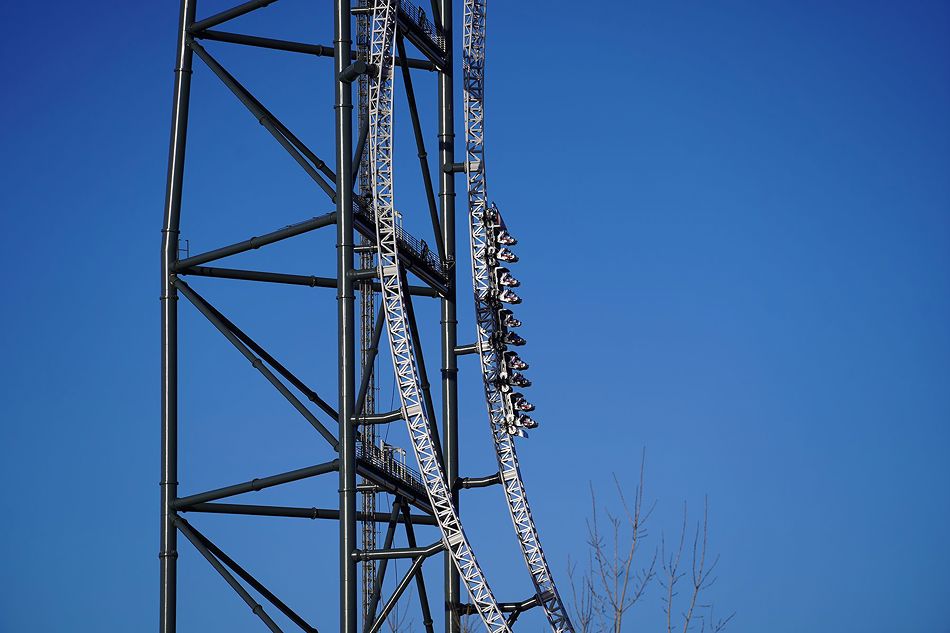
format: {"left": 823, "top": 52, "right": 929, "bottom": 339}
{"left": 462, "top": 0, "right": 575, "bottom": 631}
{"left": 367, "top": 2, "right": 509, "bottom": 633}
{"left": 357, "top": 0, "right": 380, "bottom": 621}
{"left": 158, "top": 2, "right": 574, "bottom": 633}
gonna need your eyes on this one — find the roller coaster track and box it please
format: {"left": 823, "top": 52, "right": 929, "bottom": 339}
{"left": 368, "top": 1, "right": 574, "bottom": 632}
{"left": 367, "top": 3, "right": 509, "bottom": 633}
{"left": 462, "top": 0, "right": 575, "bottom": 631}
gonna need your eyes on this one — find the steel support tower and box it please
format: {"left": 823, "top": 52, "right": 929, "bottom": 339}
{"left": 159, "top": 2, "right": 573, "bottom": 633}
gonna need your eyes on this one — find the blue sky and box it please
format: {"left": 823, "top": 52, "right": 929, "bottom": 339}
{"left": 1, "top": 1, "right": 948, "bottom": 632}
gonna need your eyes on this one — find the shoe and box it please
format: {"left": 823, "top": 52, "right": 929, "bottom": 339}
{"left": 498, "top": 309, "right": 522, "bottom": 328}
{"left": 503, "top": 332, "right": 526, "bottom": 346}
{"left": 496, "top": 247, "right": 519, "bottom": 263}
{"left": 497, "top": 288, "right": 522, "bottom": 304}
{"left": 508, "top": 372, "right": 532, "bottom": 388}
{"left": 504, "top": 351, "right": 528, "bottom": 371}
{"left": 495, "top": 268, "right": 521, "bottom": 288}
{"left": 510, "top": 393, "right": 535, "bottom": 412}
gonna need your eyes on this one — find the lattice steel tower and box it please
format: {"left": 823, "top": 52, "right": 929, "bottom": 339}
{"left": 158, "top": 2, "right": 574, "bottom": 633}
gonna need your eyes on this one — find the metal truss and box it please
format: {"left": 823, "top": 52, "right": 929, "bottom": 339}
{"left": 159, "top": 2, "right": 571, "bottom": 633}
{"left": 463, "top": 0, "right": 575, "bottom": 631}
{"left": 367, "top": 2, "right": 508, "bottom": 633}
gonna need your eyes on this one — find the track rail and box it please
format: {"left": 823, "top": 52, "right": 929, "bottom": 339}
{"left": 462, "top": 0, "right": 575, "bottom": 631}
{"left": 367, "top": 3, "right": 510, "bottom": 633}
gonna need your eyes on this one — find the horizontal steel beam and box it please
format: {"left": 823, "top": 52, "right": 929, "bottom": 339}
{"left": 181, "top": 502, "right": 438, "bottom": 525}
{"left": 173, "top": 212, "right": 336, "bottom": 270}
{"left": 194, "top": 29, "right": 437, "bottom": 71}
{"left": 180, "top": 266, "right": 337, "bottom": 288}
{"left": 354, "top": 541, "right": 443, "bottom": 562}
{"left": 456, "top": 594, "right": 544, "bottom": 615}
{"left": 367, "top": 540, "right": 443, "bottom": 633}
{"left": 174, "top": 460, "right": 339, "bottom": 509}
{"left": 453, "top": 343, "right": 479, "bottom": 356}
{"left": 456, "top": 472, "right": 501, "bottom": 490}
{"left": 179, "top": 265, "right": 440, "bottom": 297}
{"left": 356, "top": 409, "right": 402, "bottom": 425}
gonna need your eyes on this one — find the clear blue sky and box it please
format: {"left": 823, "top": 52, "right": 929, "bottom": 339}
{"left": 1, "top": 1, "right": 948, "bottom": 632}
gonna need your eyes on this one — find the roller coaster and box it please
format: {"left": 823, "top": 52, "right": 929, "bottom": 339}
{"left": 159, "top": 2, "right": 574, "bottom": 633}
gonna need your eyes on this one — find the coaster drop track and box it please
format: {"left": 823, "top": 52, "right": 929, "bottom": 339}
{"left": 367, "top": 2, "right": 574, "bottom": 632}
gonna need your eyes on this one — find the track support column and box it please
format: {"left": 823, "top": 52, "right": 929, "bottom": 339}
{"left": 335, "top": 3, "right": 358, "bottom": 633}
{"left": 160, "top": 1, "right": 197, "bottom": 631}
{"left": 437, "top": 2, "right": 460, "bottom": 632}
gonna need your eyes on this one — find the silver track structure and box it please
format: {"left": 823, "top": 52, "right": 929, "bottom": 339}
{"left": 357, "top": 0, "right": 379, "bottom": 621}
{"left": 367, "top": 3, "right": 509, "bottom": 633}
{"left": 462, "top": 0, "right": 575, "bottom": 631}
{"left": 159, "top": 1, "right": 574, "bottom": 632}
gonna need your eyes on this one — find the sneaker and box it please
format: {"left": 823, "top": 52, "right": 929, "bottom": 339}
{"left": 495, "top": 229, "right": 518, "bottom": 246}
{"left": 510, "top": 393, "right": 536, "bottom": 412}
{"left": 504, "top": 351, "right": 528, "bottom": 371}
{"left": 497, "top": 288, "right": 522, "bottom": 304}
{"left": 508, "top": 372, "right": 532, "bottom": 388}
{"left": 496, "top": 248, "right": 519, "bottom": 263}
{"left": 503, "top": 332, "right": 526, "bottom": 346}
{"left": 498, "top": 309, "right": 522, "bottom": 328}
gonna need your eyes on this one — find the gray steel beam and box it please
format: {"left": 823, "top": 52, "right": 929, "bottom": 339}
{"left": 401, "top": 504, "right": 436, "bottom": 633}
{"left": 175, "top": 280, "right": 339, "bottom": 447}
{"left": 363, "top": 501, "right": 403, "bottom": 632}
{"left": 355, "top": 464, "right": 431, "bottom": 514}
{"left": 355, "top": 542, "right": 442, "bottom": 561}
{"left": 396, "top": 35, "right": 444, "bottom": 263}
{"left": 189, "top": 0, "right": 277, "bottom": 33}
{"left": 187, "top": 523, "right": 320, "bottom": 633}
{"left": 400, "top": 270, "right": 443, "bottom": 460}
{"left": 394, "top": 5, "right": 446, "bottom": 70}
{"left": 175, "top": 519, "right": 285, "bottom": 632}
{"left": 354, "top": 304, "right": 385, "bottom": 418}
{"left": 195, "top": 29, "right": 438, "bottom": 71}
{"left": 172, "top": 212, "right": 336, "bottom": 271}
{"left": 453, "top": 343, "right": 478, "bottom": 356}
{"left": 366, "top": 542, "right": 444, "bottom": 633}
{"left": 181, "top": 502, "right": 437, "bottom": 525}
{"left": 160, "top": 1, "right": 197, "bottom": 630}
{"left": 177, "top": 292, "right": 339, "bottom": 420}
{"left": 173, "top": 460, "right": 339, "bottom": 509}
{"left": 436, "top": 1, "right": 460, "bottom": 631}
{"left": 179, "top": 264, "right": 440, "bottom": 297}
{"left": 356, "top": 410, "right": 402, "bottom": 425}
{"left": 456, "top": 472, "right": 502, "bottom": 490}
{"left": 334, "top": 4, "right": 358, "bottom": 633}
{"left": 457, "top": 595, "right": 543, "bottom": 615}
{"left": 188, "top": 40, "right": 337, "bottom": 198}
{"left": 180, "top": 266, "right": 338, "bottom": 288}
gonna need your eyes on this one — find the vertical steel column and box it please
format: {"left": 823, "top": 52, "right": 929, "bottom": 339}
{"left": 355, "top": 1, "right": 378, "bottom": 621}
{"left": 160, "top": 1, "right": 197, "bottom": 631}
{"left": 335, "top": 2, "right": 357, "bottom": 633}
{"left": 437, "top": 2, "right": 460, "bottom": 633}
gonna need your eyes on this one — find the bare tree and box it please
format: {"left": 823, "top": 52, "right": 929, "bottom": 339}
{"left": 660, "top": 499, "right": 734, "bottom": 633}
{"left": 567, "top": 454, "right": 733, "bottom": 632}
{"left": 567, "top": 453, "right": 656, "bottom": 633}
